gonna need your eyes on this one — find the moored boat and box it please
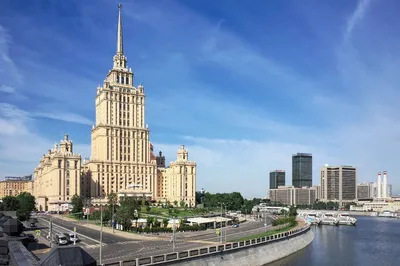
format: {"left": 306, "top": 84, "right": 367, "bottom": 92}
{"left": 320, "top": 213, "right": 339, "bottom": 226}
{"left": 337, "top": 213, "right": 357, "bottom": 226}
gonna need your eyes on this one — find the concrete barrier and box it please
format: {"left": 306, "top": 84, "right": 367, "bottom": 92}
{"left": 102, "top": 225, "right": 314, "bottom": 266}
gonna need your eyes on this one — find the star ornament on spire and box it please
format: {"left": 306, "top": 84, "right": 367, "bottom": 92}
{"left": 118, "top": 3, "right": 122, "bottom": 10}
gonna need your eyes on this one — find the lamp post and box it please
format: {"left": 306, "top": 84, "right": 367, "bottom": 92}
{"left": 112, "top": 201, "right": 115, "bottom": 233}
{"left": 172, "top": 216, "right": 176, "bottom": 252}
{"left": 224, "top": 204, "right": 227, "bottom": 243}
{"left": 99, "top": 200, "right": 103, "bottom": 265}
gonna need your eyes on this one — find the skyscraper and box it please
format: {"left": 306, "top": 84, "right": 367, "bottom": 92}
{"left": 292, "top": 153, "right": 312, "bottom": 187}
{"left": 269, "top": 170, "right": 285, "bottom": 189}
{"left": 82, "top": 5, "right": 197, "bottom": 206}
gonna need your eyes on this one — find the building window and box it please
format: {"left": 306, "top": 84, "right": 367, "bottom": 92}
{"left": 75, "top": 160, "right": 78, "bottom": 169}
{"left": 117, "top": 75, "right": 120, "bottom": 83}
{"left": 58, "top": 160, "right": 62, "bottom": 168}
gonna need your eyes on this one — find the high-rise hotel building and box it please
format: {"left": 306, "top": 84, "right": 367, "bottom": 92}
{"left": 33, "top": 5, "right": 197, "bottom": 211}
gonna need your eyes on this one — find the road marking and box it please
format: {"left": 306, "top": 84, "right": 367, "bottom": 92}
{"left": 38, "top": 218, "right": 101, "bottom": 244}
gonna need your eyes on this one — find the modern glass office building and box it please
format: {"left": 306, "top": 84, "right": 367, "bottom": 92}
{"left": 292, "top": 153, "right": 312, "bottom": 187}
{"left": 269, "top": 170, "right": 286, "bottom": 189}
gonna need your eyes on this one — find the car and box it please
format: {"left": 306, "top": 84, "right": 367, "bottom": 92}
{"left": 232, "top": 224, "right": 240, "bottom": 228}
{"left": 64, "top": 232, "right": 79, "bottom": 243}
{"left": 30, "top": 223, "right": 36, "bottom": 227}
{"left": 55, "top": 234, "right": 68, "bottom": 245}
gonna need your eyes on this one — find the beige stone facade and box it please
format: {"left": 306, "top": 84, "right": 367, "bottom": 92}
{"left": 83, "top": 5, "right": 197, "bottom": 206}
{"left": 31, "top": 5, "right": 197, "bottom": 209}
{"left": 33, "top": 135, "right": 82, "bottom": 211}
{"left": 156, "top": 145, "right": 196, "bottom": 207}
{"left": 0, "top": 179, "right": 33, "bottom": 198}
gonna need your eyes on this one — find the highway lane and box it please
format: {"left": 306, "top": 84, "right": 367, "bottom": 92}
{"left": 36, "top": 218, "right": 103, "bottom": 250}
{"left": 38, "top": 215, "right": 275, "bottom": 264}
{"left": 99, "top": 220, "right": 276, "bottom": 264}
{"left": 38, "top": 216, "right": 124, "bottom": 244}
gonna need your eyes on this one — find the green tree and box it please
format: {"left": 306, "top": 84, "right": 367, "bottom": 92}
{"left": 162, "top": 218, "right": 169, "bottom": 227}
{"left": 157, "top": 200, "right": 162, "bottom": 207}
{"left": 116, "top": 197, "right": 140, "bottom": 231}
{"left": 174, "top": 200, "right": 178, "bottom": 207}
{"left": 180, "top": 200, "right": 185, "bottom": 208}
{"left": 146, "top": 216, "right": 154, "bottom": 228}
{"left": 16, "top": 192, "right": 36, "bottom": 221}
{"left": 2, "top": 196, "right": 20, "bottom": 211}
{"left": 71, "top": 194, "right": 84, "bottom": 216}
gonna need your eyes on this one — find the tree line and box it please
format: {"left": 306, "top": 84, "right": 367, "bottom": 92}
{"left": 197, "top": 191, "right": 264, "bottom": 214}
{"left": 0, "top": 192, "right": 36, "bottom": 221}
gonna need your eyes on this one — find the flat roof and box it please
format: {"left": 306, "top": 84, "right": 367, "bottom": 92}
{"left": 187, "top": 217, "right": 232, "bottom": 224}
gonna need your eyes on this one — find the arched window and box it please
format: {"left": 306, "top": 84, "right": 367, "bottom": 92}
{"left": 116, "top": 75, "right": 120, "bottom": 83}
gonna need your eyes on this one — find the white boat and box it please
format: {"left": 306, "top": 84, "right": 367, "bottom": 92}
{"left": 305, "top": 213, "right": 321, "bottom": 225}
{"left": 378, "top": 210, "right": 396, "bottom": 218}
{"left": 337, "top": 213, "right": 357, "bottom": 226}
{"left": 320, "top": 213, "right": 339, "bottom": 225}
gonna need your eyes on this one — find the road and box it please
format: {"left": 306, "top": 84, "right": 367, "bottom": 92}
{"left": 34, "top": 215, "right": 275, "bottom": 264}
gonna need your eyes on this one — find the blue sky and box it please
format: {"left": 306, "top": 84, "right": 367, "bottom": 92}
{"left": 1, "top": 0, "right": 400, "bottom": 198}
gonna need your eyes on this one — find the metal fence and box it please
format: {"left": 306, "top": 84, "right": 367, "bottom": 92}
{"left": 100, "top": 224, "right": 311, "bottom": 266}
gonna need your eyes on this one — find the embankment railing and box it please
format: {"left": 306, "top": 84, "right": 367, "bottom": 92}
{"left": 100, "top": 224, "right": 311, "bottom": 266}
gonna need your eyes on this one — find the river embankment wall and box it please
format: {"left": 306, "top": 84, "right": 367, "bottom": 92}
{"left": 157, "top": 227, "right": 314, "bottom": 266}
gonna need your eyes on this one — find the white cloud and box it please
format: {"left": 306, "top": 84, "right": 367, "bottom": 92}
{"left": 0, "top": 103, "right": 90, "bottom": 179}
{"left": 0, "top": 24, "right": 23, "bottom": 84}
{"left": 345, "top": 0, "right": 374, "bottom": 40}
{"left": 0, "top": 85, "right": 15, "bottom": 94}
{"left": 32, "top": 112, "right": 94, "bottom": 126}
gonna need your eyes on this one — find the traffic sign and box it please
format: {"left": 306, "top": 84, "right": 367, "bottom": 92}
{"left": 35, "top": 230, "right": 41, "bottom": 236}
{"left": 216, "top": 229, "right": 220, "bottom": 235}
{"left": 74, "top": 227, "right": 76, "bottom": 232}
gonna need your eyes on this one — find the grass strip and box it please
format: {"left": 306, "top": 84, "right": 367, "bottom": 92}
{"left": 231, "top": 222, "right": 298, "bottom": 242}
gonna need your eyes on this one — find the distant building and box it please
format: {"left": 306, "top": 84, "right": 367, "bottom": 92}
{"left": 312, "top": 185, "right": 322, "bottom": 200}
{"left": 269, "top": 170, "right": 285, "bottom": 189}
{"left": 156, "top": 151, "right": 166, "bottom": 168}
{"left": 269, "top": 186, "right": 316, "bottom": 206}
{"left": 0, "top": 176, "right": 33, "bottom": 198}
{"left": 321, "top": 165, "right": 357, "bottom": 205}
{"left": 33, "top": 135, "right": 83, "bottom": 212}
{"left": 292, "top": 153, "right": 312, "bottom": 188}
{"left": 4, "top": 175, "right": 33, "bottom": 181}
{"left": 357, "top": 182, "right": 375, "bottom": 199}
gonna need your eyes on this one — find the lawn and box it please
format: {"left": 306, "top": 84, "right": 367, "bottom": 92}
{"left": 231, "top": 222, "right": 298, "bottom": 242}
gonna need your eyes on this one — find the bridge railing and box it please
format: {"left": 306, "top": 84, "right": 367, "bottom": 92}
{"left": 100, "top": 223, "right": 311, "bottom": 266}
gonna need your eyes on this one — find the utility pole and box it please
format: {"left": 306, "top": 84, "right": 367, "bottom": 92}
{"left": 49, "top": 217, "right": 53, "bottom": 248}
{"left": 112, "top": 202, "right": 115, "bottom": 233}
{"left": 224, "top": 204, "right": 227, "bottom": 243}
{"left": 220, "top": 203, "right": 223, "bottom": 243}
{"left": 264, "top": 212, "right": 267, "bottom": 233}
{"left": 99, "top": 202, "right": 103, "bottom": 265}
{"left": 172, "top": 216, "right": 176, "bottom": 252}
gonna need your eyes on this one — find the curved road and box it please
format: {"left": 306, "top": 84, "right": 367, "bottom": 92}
{"left": 37, "top": 215, "right": 275, "bottom": 264}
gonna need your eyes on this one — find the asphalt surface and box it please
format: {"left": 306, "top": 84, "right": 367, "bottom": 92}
{"left": 33, "top": 215, "right": 275, "bottom": 264}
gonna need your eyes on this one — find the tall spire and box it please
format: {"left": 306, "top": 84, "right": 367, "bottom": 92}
{"left": 117, "top": 4, "right": 124, "bottom": 55}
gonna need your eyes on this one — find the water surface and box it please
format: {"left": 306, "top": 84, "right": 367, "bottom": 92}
{"left": 267, "top": 216, "right": 400, "bottom": 266}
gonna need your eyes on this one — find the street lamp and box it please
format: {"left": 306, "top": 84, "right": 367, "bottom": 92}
{"left": 99, "top": 198, "right": 103, "bottom": 265}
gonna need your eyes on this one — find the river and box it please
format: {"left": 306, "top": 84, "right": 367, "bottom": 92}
{"left": 267, "top": 216, "right": 400, "bottom": 266}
